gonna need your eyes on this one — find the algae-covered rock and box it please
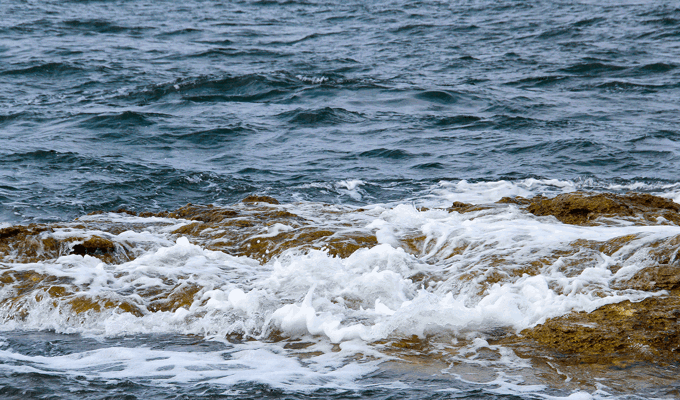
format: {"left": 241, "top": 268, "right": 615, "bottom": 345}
{"left": 0, "top": 224, "right": 135, "bottom": 264}
{"left": 71, "top": 236, "right": 116, "bottom": 256}
{"left": 447, "top": 201, "right": 490, "bottom": 213}
{"left": 496, "top": 196, "right": 535, "bottom": 206}
{"left": 615, "top": 265, "right": 680, "bottom": 291}
{"left": 0, "top": 225, "right": 59, "bottom": 262}
{"left": 241, "top": 195, "right": 280, "bottom": 205}
{"left": 123, "top": 201, "right": 377, "bottom": 262}
{"left": 523, "top": 192, "right": 680, "bottom": 225}
{"left": 4, "top": 193, "right": 680, "bottom": 369}
{"left": 168, "top": 204, "right": 239, "bottom": 223}
{"left": 519, "top": 294, "right": 680, "bottom": 363}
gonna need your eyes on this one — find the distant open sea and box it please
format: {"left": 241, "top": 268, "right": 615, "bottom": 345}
{"left": 1, "top": 1, "right": 679, "bottom": 399}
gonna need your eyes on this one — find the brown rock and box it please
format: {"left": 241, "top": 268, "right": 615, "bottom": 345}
{"left": 518, "top": 294, "right": 680, "bottom": 363}
{"left": 0, "top": 225, "right": 59, "bottom": 262}
{"left": 169, "top": 204, "right": 239, "bottom": 223}
{"left": 496, "top": 196, "right": 535, "bottom": 206}
{"left": 525, "top": 192, "right": 680, "bottom": 225}
{"left": 616, "top": 265, "right": 680, "bottom": 291}
{"left": 71, "top": 236, "right": 116, "bottom": 256}
{"left": 148, "top": 283, "right": 202, "bottom": 312}
{"left": 447, "top": 201, "right": 489, "bottom": 213}
{"left": 241, "top": 195, "right": 280, "bottom": 205}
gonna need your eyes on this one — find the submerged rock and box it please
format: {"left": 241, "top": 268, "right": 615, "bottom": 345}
{"left": 0, "top": 225, "right": 60, "bottom": 262}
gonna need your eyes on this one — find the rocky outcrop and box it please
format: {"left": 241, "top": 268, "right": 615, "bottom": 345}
{"left": 499, "top": 192, "right": 680, "bottom": 225}
{"left": 518, "top": 294, "right": 680, "bottom": 363}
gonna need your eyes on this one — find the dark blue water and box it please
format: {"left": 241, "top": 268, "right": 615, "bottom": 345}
{"left": 2, "top": 0, "right": 679, "bottom": 223}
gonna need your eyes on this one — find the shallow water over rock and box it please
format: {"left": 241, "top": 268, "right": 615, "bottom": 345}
{"left": 1, "top": 192, "right": 680, "bottom": 398}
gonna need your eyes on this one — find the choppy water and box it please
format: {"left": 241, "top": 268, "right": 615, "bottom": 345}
{"left": 1, "top": 0, "right": 680, "bottom": 399}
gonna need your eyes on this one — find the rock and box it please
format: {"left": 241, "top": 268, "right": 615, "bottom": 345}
{"left": 447, "top": 201, "right": 489, "bottom": 213}
{"left": 241, "top": 195, "right": 279, "bottom": 205}
{"left": 518, "top": 294, "right": 680, "bottom": 363}
{"left": 616, "top": 265, "right": 680, "bottom": 291}
{"left": 71, "top": 236, "right": 116, "bottom": 256}
{"left": 496, "top": 196, "right": 535, "bottom": 206}
{"left": 524, "top": 192, "right": 680, "bottom": 225}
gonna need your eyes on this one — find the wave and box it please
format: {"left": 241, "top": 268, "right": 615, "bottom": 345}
{"left": 505, "top": 75, "right": 568, "bottom": 87}
{"left": 572, "top": 17, "right": 606, "bottom": 27}
{"left": 62, "top": 19, "right": 149, "bottom": 34}
{"left": 2, "top": 179, "right": 680, "bottom": 395}
{"left": 411, "top": 162, "right": 445, "bottom": 170}
{"left": 263, "top": 31, "right": 343, "bottom": 46}
{"left": 121, "top": 73, "right": 386, "bottom": 106}
{"left": 277, "top": 107, "right": 364, "bottom": 126}
{"left": 358, "top": 148, "right": 418, "bottom": 160}
{"left": 559, "top": 62, "right": 628, "bottom": 76}
{"left": 123, "top": 74, "right": 299, "bottom": 104}
{"left": 642, "top": 17, "right": 680, "bottom": 26}
{"left": 633, "top": 62, "right": 677, "bottom": 73}
{"left": 187, "top": 47, "right": 286, "bottom": 59}
{"left": 430, "top": 114, "right": 483, "bottom": 127}
{"left": 171, "top": 126, "right": 253, "bottom": 145}
{"left": 0, "top": 149, "right": 84, "bottom": 164}
{"left": 154, "top": 28, "right": 203, "bottom": 38}
{"left": 1, "top": 62, "right": 84, "bottom": 77}
{"left": 626, "top": 129, "right": 680, "bottom": 143}
{"left": 594, "top": 80, "right": 668, "bottom": 92}
{"left": 389, "top": 23, "right": 440, "bottom": 34}
{"left": 1, "top": 190, "right": 679, "bottom": 348}
{"left": 491, "top": 115, "right": 552, "bottom": 130}
{"left": 414, "top": 90, "right": 461, "bottom": 104}
{"left": 78, "top": 111, "right": 166, "bottom": 130}
{"left": 0, "top": 112, "right": 28, "bottom": 125}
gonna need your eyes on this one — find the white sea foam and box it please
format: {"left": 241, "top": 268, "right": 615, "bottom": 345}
{"left": 295, "top": 75, "right": 329, "bottom": 84}
{"left": 429, "top": 179, "right": 573, "bottom": 206}
{"left": 336, "top": 179, "right": 367, "bottom": 201}
{"left": 427, "top": 178, "right": 680, "bottom": 207}
{"left": 3, "top": 200, "right": 678, "bottom": 341}
{"left": 2, "top": 181, "right": 679, "bottom": 396}
{"left": 446, "top": 371, "right": 627, "bottom": 400}
{"left": 0, "top": 342, "right": 377, "bottom": 392}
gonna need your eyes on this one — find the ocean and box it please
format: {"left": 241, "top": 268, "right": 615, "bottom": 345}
{"left": 1, "top": 0, "right": 680, "bottom": 398}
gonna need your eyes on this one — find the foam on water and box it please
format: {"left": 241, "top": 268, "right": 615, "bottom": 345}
{"left": 2, "top": 181, "right": 680, "bottom": 397}
{"left": 4, "top": 183, "right": 680, "bottom": 339}
{"left": 0, "top": 340, "right": 377, "bottom": 392}
{"left": 427, "top": 178, "right": 680, "bottom": 208}
{"left": 0, "top": 335, "right": 617, "bottom": 398}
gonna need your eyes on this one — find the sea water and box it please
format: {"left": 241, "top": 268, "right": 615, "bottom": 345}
{"left": 1, "top": 1, "right": 680, "bottom": 398}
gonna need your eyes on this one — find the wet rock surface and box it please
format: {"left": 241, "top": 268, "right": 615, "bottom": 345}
{"left": 0, "top": 225, "right": 55, "bottom": 262}
{"left": 505, "top": 218, "right": 680, "bottom": 364}
{"left": 512, "top": 294, "right": 680, "bottom": 363}
{"left": 71, "top": 236, "right": 116, "bottom": 257}
{"left": 517, "top": 192, "right": 680, "bottom": 225}
{"left": 0, "top": 224, "right": 132, "bottom": 264}
{"left": 3, "top": 192, "right": 680, "bottom": 368}
{"left": 447, "top": 201, "right": 490, "bottom": 214}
